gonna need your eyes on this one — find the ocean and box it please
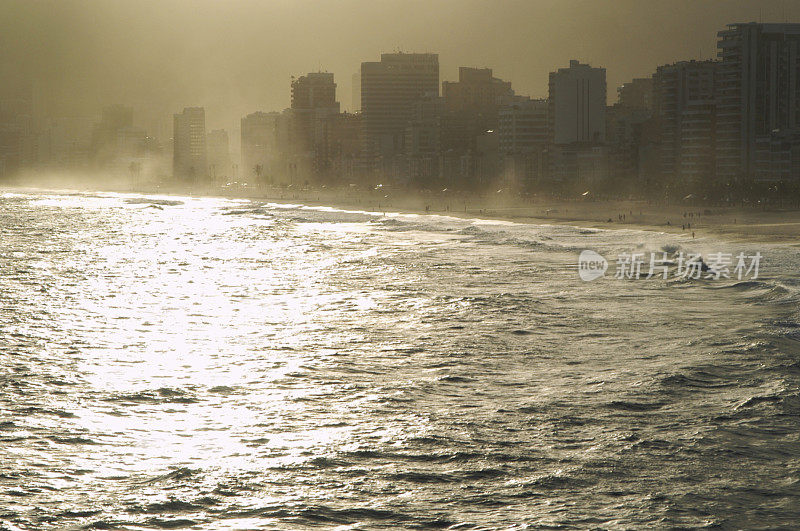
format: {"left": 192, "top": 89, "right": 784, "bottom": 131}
{"left": 1, "top": 188, "right": 798, "bottom": 529}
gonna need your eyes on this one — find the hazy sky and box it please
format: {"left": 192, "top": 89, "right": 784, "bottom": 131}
{"left": 3, "top": 0, "right": 800, "bottom": 137}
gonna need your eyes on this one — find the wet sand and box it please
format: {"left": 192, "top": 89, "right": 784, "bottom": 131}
{"left": 236, "top": 188, "right": 800, "bottom": 245}
{"left": 7, "top": 176, "right": 800, "bottom": 244}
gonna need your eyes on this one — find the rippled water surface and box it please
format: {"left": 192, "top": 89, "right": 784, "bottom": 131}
{"left": 1, "top": 189, "right": 799, "bottom": 529}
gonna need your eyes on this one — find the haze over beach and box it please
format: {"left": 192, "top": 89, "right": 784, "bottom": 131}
{"left": 2, "top": 1, "right": 800, "bottom": 529}
{"left": 2, "top": 0, "right": 799, "bottom": 134}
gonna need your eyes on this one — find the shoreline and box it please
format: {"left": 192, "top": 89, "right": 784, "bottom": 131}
{"left": 198, "top": 186, "right": 800, "bottom": 246}
{"left": 6, "top": 180, "right": 800, "bottom": 245}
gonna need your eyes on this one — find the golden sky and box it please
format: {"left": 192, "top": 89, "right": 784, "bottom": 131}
{"left": 2, "top": 0, "right": 798, "bottom": 133}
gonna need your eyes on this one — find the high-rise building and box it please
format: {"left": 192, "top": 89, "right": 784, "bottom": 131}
{"left": 173, "top": 107, "right": 206, "bottom": 182}
{"left": 290, "top": 72, "right": 340, "bottom": 181}
{"left": 89, "top": 105, "right": 147, "bottom": 172}
{"left": 329, "top": 112, "right": 362, "bottom": 183}
{"left": 617, "top": 78, "right": 654, "bottom": 110}
{"left": 207, "top": 129, "right": 230, "bottom": 182}
{"left": 435, "top": 67, "right": 514, "bottom": 188}
{"left": 405, "top": 93, "right": 442, "bottom": 185}
{"left": 679, "top": 100, "right": 717, "bottom": 183}
{"left": 441, "top": 67, "right": 514, "bottom": 154}
{"left": 442, "top": 67, "right": 514, "bottom": 115}
{"left": 499, "top": 97, "right": 549, "bottom": 154}
{"left": 33, "top": 116, "right": 93, "bottom": 169}
{"left": 361, "top": 53, "right": 439, "bottom": 173}
{"left": 241, "top": 111, "right": 279, "bottom": 183}
{"left": 549, "top": 60, "right": 607, "bottom": 145}
{"left": 606, "top": 104, "right": 653, "bottom": 185}
{"left": 91, "top": 105, "right": 131, "bottom": 157}
{"left": 607, "top": 77, "right": 655, "bottom": 185}
{"left": 351, "top": 72, "right": 361, "bottom": 113}
{"left": 291, "top": 72, "right": 337, "bottom": 110}
{"left": 498, "top": 97, "right": 549, "bottom": 187}
{"left": 548, "top": 60, "right": 608, "bottom": 183}
{"left": 716, "top": 23, "right": 800, "bottom": 182}
{"left": 652, "top": 60, "right": 717, "bottom": 181}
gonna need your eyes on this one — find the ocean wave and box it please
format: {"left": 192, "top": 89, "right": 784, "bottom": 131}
{"left": 200, "top": 503, "right": 427, "bottom": 527}
{"left": 125, "top": 198, "right": 183, "bottom": 207}
{"left": 57, "top": 509, "right": 103, "bottom": 518}
{"left": 386, "top": 471, "right": 455, "bottom": 483}
{"left": 606, "top": 400, "right": 667, "bottom": 412}
{"left": 79, "top": 517, "right": 140, "bottom": 529}
{"left": 102, "top": 388, "right": 199, "bottom": 405}
{"left": 140, "top": 468, "right": 199, "bottom": 485}
{"left": 220, "top": 207, "right": 268, "bottom": 216}
{"left": 515, "top": 472, "right": 590, "bottom": 490}
{"left": 130, "top": 498, "right": 213, "bottom": 514}
{"left": 143, "top": 517, "right": 199, "bottom": 529}
{"left": 735, "top": 394, "right": 783, "bottom": 410}
{"left": 659, "top": 369, "right": 738, "bottom": 390}
{"left": 46, "top": 435, "right": 100, "bottom": 445}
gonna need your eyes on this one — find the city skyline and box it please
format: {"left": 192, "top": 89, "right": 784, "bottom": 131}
{"left": 5, "top": 4, "right": 800, "bottom": 196}
{"left": 3, "top": 0, "right": 800, "bottom": 135}
{"left": 8, "top": 21, "right": 800, "bottom": 195}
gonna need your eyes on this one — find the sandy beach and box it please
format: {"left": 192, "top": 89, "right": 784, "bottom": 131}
{"left": 6, "top": 176, "right": 800, "bottom": 244}
{"left": 204, "top": 186, "right": 800, "bottom": 245}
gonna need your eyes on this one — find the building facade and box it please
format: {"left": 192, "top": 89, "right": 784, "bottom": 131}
{"left": 679, "top": 100, "right": 717, "bottom": 183}
{"left": 290, "top": 72, "right": 340, "bottom": 182}
{"left": 207, "top": 129, "right": 230, "bottom": 182}
{"left": 241, "top": 111, "right": 281, "bottom": 184}
{"left": 617, "top": 78, "right": 654, "bottom": 110}
{"left": 548, "top": 60, "right": 608, "bottom": 183}
{"left": 361, "top": 53, "right": 439, "bottom": 178}
{"left": 173, "top": 107, "right": 206, "bottom": 182}
{"left": 652, "top": 60, "right": 717, "bottom": 182}
{"left": 351, "top": 72, "right": 361, "bottom": 113}
{"left": 498, "top": 97, "right": 549, "bottom": 187}
{"left": 549, "top": 60, "right": 607, "bottom": 145}
{"left": 441, "top": 67, "right": 514, "bottom": 157}
{"left": 405, "top": 93, "right": 442, "bottom": 185}
{"left": 717, "top": 23, "right": 800, "bottom": 183}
